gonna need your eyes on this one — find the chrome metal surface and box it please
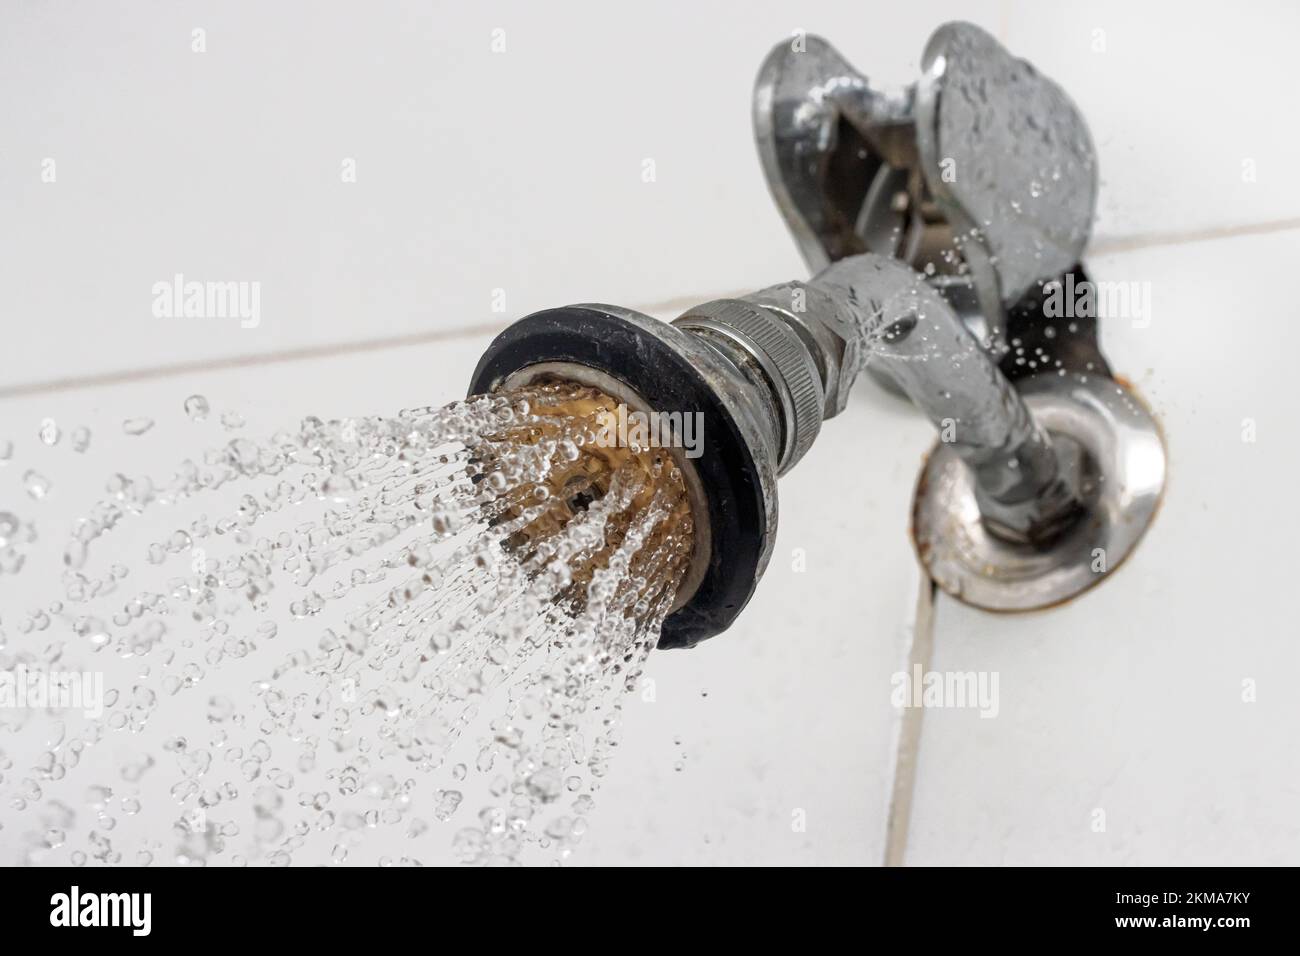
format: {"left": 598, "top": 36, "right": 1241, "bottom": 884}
{"left": 752, "top": 21, "right": 1155, "bottom": 607}
{"left": 914, "top": 23, "right": 1098, "bottom": 307}
{"left": 753, "top": 34, "right": 915, "bottom": 272}
{"left": 664, "top": 254, "right": 1086, "bottom": 545}
{"left": 674, "top": 299, "right": 824, "bottom": 474}
{"left": 740, "top": 281, "right": 861, "bottom": 417}
{"left": 754, "top": 21, "right": 1097, "bottom": 348}
{"left": 809, "top": 254, "right": 1084, "bottom": 544}
{"left": 911, "top": 373, "right": 1166, "bottom": 611}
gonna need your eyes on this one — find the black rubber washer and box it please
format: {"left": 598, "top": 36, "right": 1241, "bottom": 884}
{"left": 468, "top": 306, "right": 767, "bottom": 648}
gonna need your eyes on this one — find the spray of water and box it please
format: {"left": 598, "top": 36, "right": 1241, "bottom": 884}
{"left": 0, "top": 381, "right": 693, "bottom": 866}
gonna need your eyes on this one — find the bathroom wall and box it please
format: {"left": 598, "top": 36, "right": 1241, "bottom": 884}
{"left": 3, "top": 0, "right": 1297, "bottom": 864}
{"left": 8, "top": 0, "right": 1296, "bottom": 395}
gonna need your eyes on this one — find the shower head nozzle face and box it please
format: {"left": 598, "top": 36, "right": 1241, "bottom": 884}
{"left": 468, "top": 305, "right": 780, "bottom": 648}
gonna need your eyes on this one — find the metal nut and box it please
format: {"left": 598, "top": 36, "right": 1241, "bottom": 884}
{"left": 674, "top": 299, "right": 824, "bottom": 474}
{"left": 742, "top": 282, "right": 861, "bottom": 418}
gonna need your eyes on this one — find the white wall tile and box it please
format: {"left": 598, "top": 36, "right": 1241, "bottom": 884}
{"left": 3, "top": 0, "right": 1001, "bottom": 387}
{"left": 906, "top": 230, "right": 1300, "bottom": 865}
{"left": 1001, "top": 0, "right": 1300, "bottom": 244}
{"left": 9, "top": 3, "right": 1296, "bottom": 387}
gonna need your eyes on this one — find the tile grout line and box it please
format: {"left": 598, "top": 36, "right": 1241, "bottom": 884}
{"left": 1088, "top": 216, "right": 1300, "bottom": 257}
{"left": 0, "top": 288, "right": 756, "bottom": 401}
{"left": 883, "top": 568, "right": 937, "bottom": 867}
{"left": 6, "top": 218, "right": 1299, "bottom": 400}
{"left": 0, "top": 322, "right": 511, "bottom": 401}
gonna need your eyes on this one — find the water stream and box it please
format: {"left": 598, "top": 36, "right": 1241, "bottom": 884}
{"left": 0, "top": 381, "right": 692, "bottom": 866}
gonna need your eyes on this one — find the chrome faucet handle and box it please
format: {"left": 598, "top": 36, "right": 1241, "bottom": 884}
{"left": 754, "top": 21, "right": 1098, "bottom": 347}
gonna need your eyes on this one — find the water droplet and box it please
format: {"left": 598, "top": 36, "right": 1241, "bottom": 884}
{"left": 184, "top": 394, "right": 210, "bottom": 421}
{"left": 0, "top": 380, "right": 693, "bottom": 865}
{"left": 38, "top": 418, "right": 60, "bottom": 446}
{"left": 24, "top": 470, "right": 51, "bottom": 499}
{"left": 0, "top": 512, "right": 18, "bottom": 547}
{"left": 433, "top": 789, "right": 463, "bottom": 821}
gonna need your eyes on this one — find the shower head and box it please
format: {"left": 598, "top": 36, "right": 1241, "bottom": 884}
{"left": 468, "top": 303, "right": 784, "bottom": 649}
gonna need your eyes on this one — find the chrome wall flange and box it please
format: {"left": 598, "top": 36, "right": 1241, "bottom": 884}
{"left": 911, "top": 373, "right": 1166, "bottom": 611}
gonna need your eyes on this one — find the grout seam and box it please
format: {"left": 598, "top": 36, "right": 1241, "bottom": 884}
{"left": 5, "top": 219, "right": 1299, "bottom": 400}
{"left": 0, "top": 288, "right": 756, "bottom": 401}
{"left": 882, "top": 568, "right": 937, "bottom": 867}
{"left": 1087, "top": 216, "right": 1300, "bottom": 257}
{"left": 0, "top": 321, "right": 509, "bottom": 401}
